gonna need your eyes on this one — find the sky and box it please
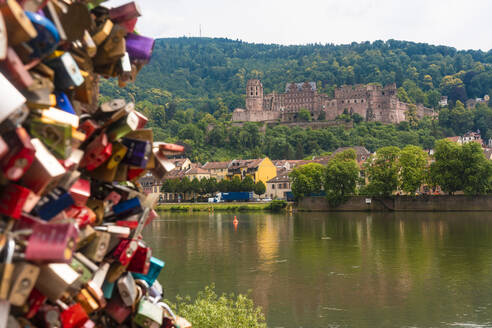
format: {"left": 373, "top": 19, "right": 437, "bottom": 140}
{"left": 106, "top": 0, "right": 492, "bottom": 51}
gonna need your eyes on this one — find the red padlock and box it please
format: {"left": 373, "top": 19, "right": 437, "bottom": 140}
{"left": 80, "top": 133, "right": 112, "bottom": 171}
{"left": 25, "top": 222, "right": 78, "bottom": 263}
{"left": 127, "top": 242, "right": 152, "bottom": 275}
{"left": 69, "top": 178, "right": 90, "bottom": 206}
{"left": 105, "top": 293, "right": 132, "bottom": 324}
{"left": 60, "top": 303, "right": 89, "bottom": 328}
{"left": 0, "top": 184, "right": 31, "bottom": 219}
{"left": 24, "top": 288, "right": 47, "bottom": 319}
{"left": 64, "top": 205, "right": 96, "bottom": 228}
{"left": 77, "top": 119, "right": 99, "bottom": 140}
{"left": 1, "top": 127, "right": 35, "bottom": 181}
{"left": 111, "top": 238, "right": 138, "bottom": 266}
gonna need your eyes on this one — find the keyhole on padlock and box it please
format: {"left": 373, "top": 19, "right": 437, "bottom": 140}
{"left": 13, "top": 158, "right": 28, "bottom": 169}
{"left": 20, "top": 278, "right": 30, "bottom": 289}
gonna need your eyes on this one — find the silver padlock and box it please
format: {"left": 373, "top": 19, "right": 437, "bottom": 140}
{"left": 117, "top": 272, "right": 137, "bottom": 306}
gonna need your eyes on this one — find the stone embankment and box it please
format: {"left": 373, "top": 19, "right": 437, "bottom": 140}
{"left": 298, "top": 195, "right": 492, "bottom": 212}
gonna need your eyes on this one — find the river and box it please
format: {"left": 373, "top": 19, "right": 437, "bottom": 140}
{"left": 142, "top": 211, "right": 492, "bottom": 328}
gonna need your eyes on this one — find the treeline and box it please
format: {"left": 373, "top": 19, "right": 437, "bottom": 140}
{"left": 132, "top": 102, "right": 491, "bottom": 163}
{"left": 290, "top": 141, "right": 492, "bottom": 204}
{"left": 161, "top": 176, "right": 266, "bottom": 200}
{"left": 102, "top": 37, "right": 492, "bottom": 109}
{"left": 98, "top": 38, "right": 492, "bottom": 162}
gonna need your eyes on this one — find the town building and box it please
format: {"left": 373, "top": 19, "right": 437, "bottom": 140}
{"left": 186, "top": 167, "right": 210, "bottom": 181}
{"left": 227, "top": 157, "right": 277, "bottom": 184}
{"left": 266, "top": 171, "right": 291, "bottom": 200}
{"left": 201, "top": 161, "right": 229, "bottom": 180}
{"left": 447, "top": 132, "right": 483, "bottom": 146}
{"left": 233, "top": 79, "right": 434, "bottom": 124}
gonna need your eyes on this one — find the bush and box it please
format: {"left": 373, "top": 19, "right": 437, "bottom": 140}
{"left": 168, "top": 285, "right": 267, "bottom": 328}
{"left": 266, "top": 200, "right": 287, "bottom": 212}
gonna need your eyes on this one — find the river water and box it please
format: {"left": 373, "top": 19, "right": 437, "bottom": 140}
{"left": 142, "top": 211, "right": 492, "bottom": 328}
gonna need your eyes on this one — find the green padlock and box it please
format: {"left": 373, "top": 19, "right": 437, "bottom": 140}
{"left": 133, "top": 298, "right": 163, "bottom": 328}
{"left": 69, "top": 258, "right": 93, "bottom": 289}
{"left": 29, "top": 118, "right": 72, "bottom": 159}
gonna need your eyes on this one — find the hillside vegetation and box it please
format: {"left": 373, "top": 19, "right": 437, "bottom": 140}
{"left": 100, "top": 38, "right": 492, "bottom": 162}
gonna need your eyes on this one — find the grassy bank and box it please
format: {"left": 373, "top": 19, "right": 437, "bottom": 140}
{"left": 156, "top": 202, "right": 271, "bottom": 212}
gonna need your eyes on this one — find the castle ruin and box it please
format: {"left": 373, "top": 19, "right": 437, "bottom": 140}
{"left": 232, "top": 79, "right": 434, "bottom": 124}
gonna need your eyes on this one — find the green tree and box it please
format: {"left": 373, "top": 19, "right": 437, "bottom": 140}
{"left": 170, "top": 285, "right": 266, "bottom": 328}
{"left": 240, "top": 176, "right": 255, "bottom": 192}
{"left": 254, "top": 181, "right": 266, "bottom": 196}
{"left": 364, "top": 146, "right": 401, "bottom": 196}
{"left": 217, "top": 179, "right": 230, "bottom": 192}
{"left": 289, "top": 163, "right": 324, "bottom": 200}
{"left": 430, "top": 140, "right": 463, "bottom": 194}
{"left": 324, "top": 149, "right": 359, "bottom": 206}
{"left": 460, "top": 142, "right": 492, "bottom": 194}
{"left": 298, "top": 108, "right": 311, "bottom": 122}
{"left": 177, "top": 177, "right": 192, "bottom": 200}
{"left": 161, "top": 178, "right": 179, "bottom": 193}
{"left": 398, "top": 145, "right": 428, "bottom": 195}
{"left": 202, "top": 177, "right": 218, "bottom": 196}
{"left": 426, "top": 89, "right": 441, "bottom": 108}
{"left": 229, "top": 176, "right": 242, "bottom": 192}
{"left": 190, "top": 177, "right": 202, "bottom": 201}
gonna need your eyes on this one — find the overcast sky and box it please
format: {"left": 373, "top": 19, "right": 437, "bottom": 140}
{"left": 106, "top": 0, "right": 492, "bottom": 51}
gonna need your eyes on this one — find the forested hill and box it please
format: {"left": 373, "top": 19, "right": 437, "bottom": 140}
{"left": 99, "top": 38, "right": 492, "bottom": 162}
{"left": 102, "top": 37, "right": 492, "bottom": 109}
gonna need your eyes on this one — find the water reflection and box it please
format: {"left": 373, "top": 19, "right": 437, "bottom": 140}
{"left": 143, "top": 212, "right": 492, "bottom": 328}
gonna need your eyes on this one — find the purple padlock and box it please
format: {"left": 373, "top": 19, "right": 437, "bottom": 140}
{"left": 125, "top": 33, "right": 154, "bottom": 62}
{"left": 121, "top": 138, "right": 151, "bottom": 168}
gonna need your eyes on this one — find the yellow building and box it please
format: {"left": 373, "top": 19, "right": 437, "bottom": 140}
{"left": 227, "top": 157, "right": 277, "bottom": 184}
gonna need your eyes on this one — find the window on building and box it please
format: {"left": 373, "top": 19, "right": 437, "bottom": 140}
{"left": 272, "top": 184, "right": 275, "bottom": 189}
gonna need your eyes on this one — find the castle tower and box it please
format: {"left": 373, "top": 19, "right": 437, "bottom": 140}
{"left": 246, "top": 79, "right": 264, "bottom": 111}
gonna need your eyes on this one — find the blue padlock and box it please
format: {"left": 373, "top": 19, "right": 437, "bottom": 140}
{"left": 132, "top": 257, "right": 164, "bottom": 287}
{"left": 35, "top": 189, "right": 75, "bottom": 221}
{"left": 25, "top": 11, "right": 60, "bottom": 59}
{"left": 55, "top": 92, "right": 76, "bottom": 114}
{"left": 107, "top": 197, "right": 142, "bottom": 220}
{"left": 102, "top": 280, "right": 115, "bottom": 299}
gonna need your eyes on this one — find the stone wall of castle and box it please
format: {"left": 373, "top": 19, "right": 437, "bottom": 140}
{"left": 232, "top": 79, "right": 434, "bottom": 124}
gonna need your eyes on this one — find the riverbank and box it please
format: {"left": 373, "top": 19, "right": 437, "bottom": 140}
{"left": 298, "top": 195, "right": 492, "bottom": 211}
{"left": 156, "top": 202, "right": 272, "bottom": 212}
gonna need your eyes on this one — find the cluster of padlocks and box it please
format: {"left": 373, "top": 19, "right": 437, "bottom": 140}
{"left": 0, "top": 0, "right": 191, "bottom": 327}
